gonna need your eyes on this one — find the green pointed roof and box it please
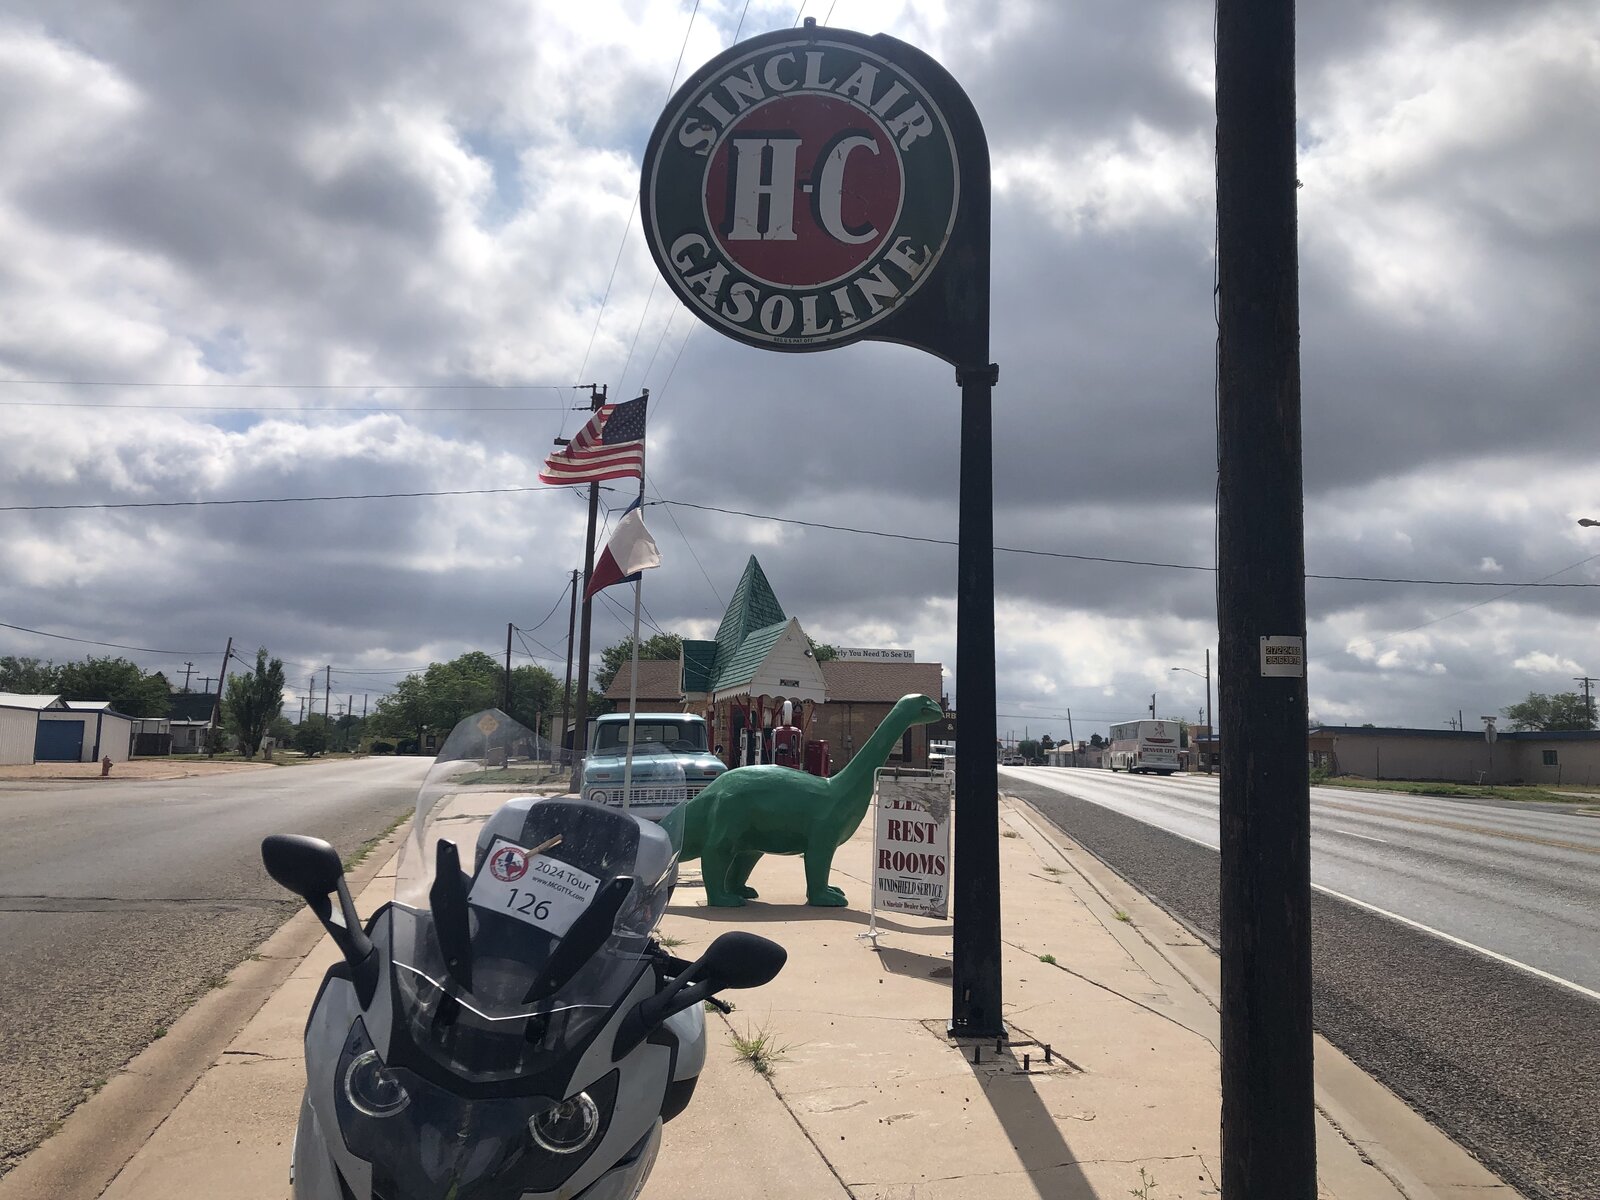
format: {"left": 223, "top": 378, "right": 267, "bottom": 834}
{"left": 682, "top": 639, "right": 718, "bottom": 694}
{"left": 712, "top": 621, "right": 790, "bottom": 693}
{"left": 712, "top": 557, "right": 786, "bottom": 683}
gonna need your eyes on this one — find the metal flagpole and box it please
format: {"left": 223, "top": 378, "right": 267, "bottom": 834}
{"left": 621, "top": 414, "right": 648, "bottom": 812}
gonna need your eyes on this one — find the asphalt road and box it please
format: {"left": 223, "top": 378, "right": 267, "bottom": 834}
{"left": 1000, "top": 767, "right": 1600, "bottom": 1200}
{"left": 0, "top": 757, "right": 430, "bottom": 1175}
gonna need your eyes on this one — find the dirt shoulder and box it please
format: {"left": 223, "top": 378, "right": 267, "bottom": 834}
{"left": 0, "top": 759, "right": 275, "bottom": 783}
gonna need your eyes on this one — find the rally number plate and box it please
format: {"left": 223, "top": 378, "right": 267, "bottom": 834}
{"left": 469, "top": 837, "right": 600, "bottom": 938}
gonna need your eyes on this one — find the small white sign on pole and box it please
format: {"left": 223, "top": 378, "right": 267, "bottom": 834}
{"left": 1259, "top": 635, "right": 1305, "bottom": 677}
{"left": 871, "top": 770, "right": 951, "bottom": 921}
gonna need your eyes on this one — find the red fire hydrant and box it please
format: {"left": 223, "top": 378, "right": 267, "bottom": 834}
{"left": 100, "top": 755, "right": 113, "bottom": 778}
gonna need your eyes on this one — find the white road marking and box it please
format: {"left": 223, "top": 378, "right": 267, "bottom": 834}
{"left": 1005, "top": 777, "right": 1600, "bottom": 1004}
{"left": 1330, "top": 828, "right": 1388, "bottom": 844}
{"left": 1311, "top": 883, "right": 1600, "bottom": 1004}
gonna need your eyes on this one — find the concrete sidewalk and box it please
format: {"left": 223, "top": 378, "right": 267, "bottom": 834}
{"left": 75, "top": 790, "right": 1516, "bottom": 1200}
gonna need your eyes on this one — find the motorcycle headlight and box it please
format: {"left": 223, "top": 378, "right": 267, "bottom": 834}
{"left": 529, "top": 1092, "right": 600, "bottom": 1154}
{"left": 344, "top": 1049, "right": 410, "bottom": 1118}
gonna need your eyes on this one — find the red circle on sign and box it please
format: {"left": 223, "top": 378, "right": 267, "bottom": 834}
{"left": 703, "top": 94, "right": 903, "bottom": 290}
{"left": 489, "top": 845, "right": 529, "bottom": 882}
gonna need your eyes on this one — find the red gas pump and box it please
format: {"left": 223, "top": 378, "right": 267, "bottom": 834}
{"left": 803, "top": 739, "right": 830, "bottom": 777}
{"left": 772, "top": 699, "right": 803, "bottom": 769}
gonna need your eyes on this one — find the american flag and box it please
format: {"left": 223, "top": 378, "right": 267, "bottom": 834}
{"left": 538, "top": 395, "right": 648, "bottom": 486}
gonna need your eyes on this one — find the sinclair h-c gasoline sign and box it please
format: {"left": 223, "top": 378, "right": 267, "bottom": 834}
{"left": 640, "top": 24, "right": 987, "bottom": 363}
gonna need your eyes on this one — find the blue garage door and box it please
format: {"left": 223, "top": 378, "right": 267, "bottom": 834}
{"left": 35, "top": 719, "right": 85, "bottom": 762}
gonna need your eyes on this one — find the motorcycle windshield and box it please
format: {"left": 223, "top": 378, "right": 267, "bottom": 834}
{"left": 389, "top": 710, "right": 680, "bottom": 1083}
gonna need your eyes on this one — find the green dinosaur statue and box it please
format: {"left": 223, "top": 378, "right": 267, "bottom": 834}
{"left": 663, "top": 693, "right": 944, "bottom": 907}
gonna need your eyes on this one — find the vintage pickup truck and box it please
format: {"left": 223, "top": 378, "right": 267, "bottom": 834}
{"left": 579, "top": 712, "right": 726, "bottom": 821}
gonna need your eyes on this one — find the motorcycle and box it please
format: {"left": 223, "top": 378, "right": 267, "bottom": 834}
{"left": 261, "top": 709, "right": 786, "bottom": 1199}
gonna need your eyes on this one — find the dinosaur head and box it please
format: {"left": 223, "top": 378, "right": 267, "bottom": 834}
{"left": 894, "top": 694, "right": 945, "bottom": 726}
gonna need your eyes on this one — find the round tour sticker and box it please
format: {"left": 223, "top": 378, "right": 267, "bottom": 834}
{"left": 488, "top": 844, "right": 529, "bottom": 883}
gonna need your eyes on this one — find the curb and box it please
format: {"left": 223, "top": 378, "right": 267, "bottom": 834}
{"left": 0, "top": 820, "right": 412, "bottom": 1200}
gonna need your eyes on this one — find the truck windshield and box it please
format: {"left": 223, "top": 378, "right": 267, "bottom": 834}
{"left": 594, "top": 721, "right": 706, "bottom": 752}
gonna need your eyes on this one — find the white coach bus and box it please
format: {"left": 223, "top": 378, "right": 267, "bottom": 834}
{"left": 1106, "top": 720, "right": 1181, "bottom": 775}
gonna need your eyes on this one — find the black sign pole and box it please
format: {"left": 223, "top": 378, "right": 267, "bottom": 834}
{"left": 952, "top": 358, "right": 1001, "bottom": 1038}
{"left": 1217, "top": 0, "right": 1316, "bottom": 1194}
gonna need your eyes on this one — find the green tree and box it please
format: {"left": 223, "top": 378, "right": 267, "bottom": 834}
{"left": 1089, "top": 733, "right": 1106, "bottom": 749}
{"left": 1039, "top": 734, "right": 1055, "bottom": 752}
{"left": 223, "top": 649, "right": 286, "bottom": 759}
{"left": 55, "top": 657, "right": 171, "bottom": 717}
{"left": 597, "top": 633, "right": 683, "bottom": 693}
{"left": 1018, "top": 738, "right": 1041, "bottom": 760}
{"left": 369, "top": 651, "right": 508, "bottom": 744}
{"left": 807, "top": 638, "right": 838, "bottom": 662}
{"left": 507, "top": 663, "right": 561, "bottom": 742}
{"left": 1501, "top": 691, "right": 1597, "bottom": 732}
{"left": 0, "top": 656, "right": 60, "bottom": 693}
{"left": 296, "top": 715, "right": 329, "bottom": 756}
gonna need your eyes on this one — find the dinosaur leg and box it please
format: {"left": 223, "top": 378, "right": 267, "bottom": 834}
{"left": 725, "top": 851, "right": 762, "bottom": 900}
{"left": 803, "top": 834, "right": 847, "bottom": 907}
{"left": 700, "top": 841, "right": 747, "bottom": 907}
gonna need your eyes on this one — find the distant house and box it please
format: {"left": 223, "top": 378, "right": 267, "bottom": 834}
{"left": 167, "top": 692, "right": 219, "bottom": 754}
{"left": 1310, "top": 725, "right": 1600, "bottom": 786}
{"left": 0, "top": 693, "right": 138, "bottom": 765}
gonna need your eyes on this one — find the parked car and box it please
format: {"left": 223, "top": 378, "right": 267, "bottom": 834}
{"left": 580, "top": 712, "right": 726, "bottom": 821}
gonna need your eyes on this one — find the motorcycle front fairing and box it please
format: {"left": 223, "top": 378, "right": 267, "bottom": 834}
{"left": 292, "top": 712, "right": 698, "bottom": 1200}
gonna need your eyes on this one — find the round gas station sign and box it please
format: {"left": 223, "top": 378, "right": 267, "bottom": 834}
{"left": 641, "top": 29, "right": 961, "bottom": 351}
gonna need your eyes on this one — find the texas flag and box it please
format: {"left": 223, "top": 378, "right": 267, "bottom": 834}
{"left": 584, "top": 499, "right": 661, "bottom": 600}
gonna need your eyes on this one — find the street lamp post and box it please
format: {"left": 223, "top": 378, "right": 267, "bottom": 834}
{"left": 1170, "top": 650, "right": 1213, "bottom": 774}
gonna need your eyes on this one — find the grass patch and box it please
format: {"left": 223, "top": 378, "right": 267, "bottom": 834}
{"left": 730, "top": 1022, "right": 792, "bottom": 1077}
{"left": 656, "top": 934, "right": 686, "bottom": 949}
{"left": 1039, "top": 953, "right": 1057, "bottom": 965}
{"left": 1315, "top": 776, "right": 1591, "bottom": 805}
{"left": 1113, "top": 909, "right": 1131, "bottom": 923}
{"left": 455, "top": 767, "right": 568, "bottom": 787}
{"left": 343, "top": 810, "right": 412, "bottom": 871}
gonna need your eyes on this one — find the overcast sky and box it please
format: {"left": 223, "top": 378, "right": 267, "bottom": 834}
{"left": 2, "top": 0, "right": 1597, "bottom": 741}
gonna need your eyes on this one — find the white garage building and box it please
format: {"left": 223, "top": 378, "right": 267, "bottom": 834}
{"left": 0, "top": 693, "right": 138, "bottom": 765}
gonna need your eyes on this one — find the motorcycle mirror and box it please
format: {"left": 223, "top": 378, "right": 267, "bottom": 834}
{"left": 262, "top": 834, "right": 344, "bottom": 902}
{"left": 698, "top": 931, "right": 788, "bottom": 992}
{"left": 261, "top": 833, "right": 378, "bottom": 1006}
{"left": 614, "top": 931, "right": 788, "bottom": 1061}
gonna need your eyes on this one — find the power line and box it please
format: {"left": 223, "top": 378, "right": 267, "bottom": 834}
{"left": 0, "top": 379, "right": 582, "bottom": 391}
{"left": 0, "top": 620, "right": 205, "bottom": 656}
{"left": 0, "top": 485, "right": 567, "bottom": 512}
{"left": 0, "top": 400, "right": 568, "bottom": 413}
{"left": 647, "top": 499, "right": 1600, "bottom": 588}
{"left": 522, "top": 577, "right": 574, "bottom": 635}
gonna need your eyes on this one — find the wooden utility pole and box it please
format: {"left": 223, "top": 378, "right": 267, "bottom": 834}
{"left": 568, "top": 385, "right": 606, "bottom": 792}
{"left": 1217, "top": 0, "right": 1315, "bottom": 1195}
{"left": 182, "top": 661, "right": 194, "bottom": 692}
{"left": 324, "top": 666, "right": 331, "bottom": 737}
{"left": 306, "top": 675, "right": 316, "bottom": 721}
{"left": 505, "top": 622, "right": 515, "bottom": 713}
{"left": 560, "top": 568, "right": 579, "bottom": 766}
{"left": 1574, "top": 675, "right": 1597, "bottom": 726}
{"left": 206, "top": 637, "right": 232, "bottom": 757}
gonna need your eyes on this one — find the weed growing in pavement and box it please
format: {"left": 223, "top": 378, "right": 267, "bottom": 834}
{"left": 1129, "top": 1166, "right": 1159, "bottom": 1198}
{"left": 203, "top": 973, "right": 228, "bottom": 991}
{"left": 657, "top": 934, "right": 686, "bottom": 948}
{"left": 1002, "top": 830, "right": 1021, "bottom": 838}
{"left": 730, "top": 1023, "right": 793, "bottom": 1077}
{"left": 1042, "top": 866, "right": 1063, "bottom": 875}
{"left": 707, "top": 999, "right": 735, "bottom": 1013}
{"left": 343, "top": 810, "right": 412, "bottom": 871}
{"left": 1114, "top": 910, "right": 1132, "bottom": 923}
{"left": 153, "top": 1026, "right": 168, "bottom": 1039}
{"left": 1039, "top": 953, "right": 1057, "bottom": 965}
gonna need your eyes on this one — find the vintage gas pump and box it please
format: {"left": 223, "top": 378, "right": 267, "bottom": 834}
{"left": 772, "top": 700, "right": 803, "bottom": 769}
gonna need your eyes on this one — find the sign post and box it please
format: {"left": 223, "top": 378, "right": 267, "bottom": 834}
{"left": 641, "top": 18, "right": 1002, "bottom": 1036}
